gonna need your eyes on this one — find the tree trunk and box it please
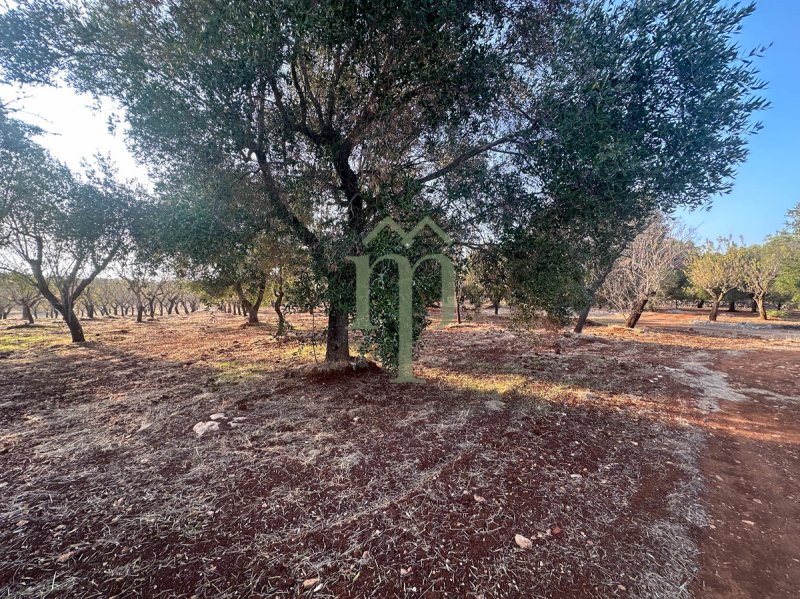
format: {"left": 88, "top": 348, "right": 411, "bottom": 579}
{"left": 493, "top": 301, "right": 500, "bottom": 315}
{"left": 751, "top": 300, "right": 757, "bottom": 312}
{"left": 86, "top": 303, "right": 95, "bottom": 319}
{"left": 728, "top": 299, "right": 736, "bottom": 312}
{"left": 274, "top": 290, "right": 286, "bottom": 336}
{"left": 696, "top": 299, "right": 705, "bottom": 309}
{"left": 625, "top": 297, "right": 649, "bottom": 329}
{"left": 709, "top": 299, "right": 720, "bottom": 321}
{"left": 136, "top": 305, "right": 144, "bottom": 323}
{"left": 756, "top": 297, "right": 767, "bottom": 320}
{"left": 234, "top": 282, "right": 265, "bottom": 324}
{"left": 21, "top": 303, "right": 34, "bottom": 324}
{"left": 574, "top": 304, "right": 591, "bottom": 334}
{"left": 64, "top": 308, "right": 86, "bottom": 342}
{"left": 325, "top": 307, "right": 350, "bottom": 362}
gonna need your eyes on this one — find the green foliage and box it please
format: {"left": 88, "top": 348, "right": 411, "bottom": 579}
{"left": 0, "top": 0, "right": 768, "bottom": 355}
{"left": 768, "top": 204, "right": 800, "bottom": 305}
{"left": 356, "top": 211, "right": 451, "bottom": 371}
{"left": 495, "top": 0, "right": 767, "bottom": 324}
{"left": 468, "top": 248, "right": 508, "bottom": 311}
{"left": 686, "top": 238, "right": 743, "bottom": 301}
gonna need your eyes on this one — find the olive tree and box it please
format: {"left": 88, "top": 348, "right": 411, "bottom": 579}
{"left": 1, "top": 0, "right": 767, "bottom": 365}
{"left": 600, "top": 216, "right": 687, "bottom": 328}
{"left": 740, "top": 245, "right": 781, "bottom": 320}
{"left": 0, "top": 109, "right": 140, "bottom": 341}
{"left": 687, "top": 239, "right": 743, "bottom": 322}
{"left": 495, "top": 0, "right": 766, "bottom": 331}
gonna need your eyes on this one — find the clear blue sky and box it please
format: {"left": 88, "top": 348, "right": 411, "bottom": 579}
{"left": 678, "top": 0, "right": 800, "bottom": 243}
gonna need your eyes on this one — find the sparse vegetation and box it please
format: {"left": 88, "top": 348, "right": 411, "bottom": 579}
{"left": 1, "top": 1, "right": 798, "bottom": 597}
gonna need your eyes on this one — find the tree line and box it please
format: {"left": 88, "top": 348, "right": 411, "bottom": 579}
{"left": 0, "top": 0, "right": 776, "bottom": 372}
{"left": 580, "top": 210, "right": 800, "bottom": 329}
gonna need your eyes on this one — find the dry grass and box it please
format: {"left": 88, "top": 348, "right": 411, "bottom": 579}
{"left": 1, "top": 309, "right": 795, "bottom": 598}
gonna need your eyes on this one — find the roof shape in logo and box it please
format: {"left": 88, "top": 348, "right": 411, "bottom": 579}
{"left": 363, "top": 217, "right": 453, "bottom": 248}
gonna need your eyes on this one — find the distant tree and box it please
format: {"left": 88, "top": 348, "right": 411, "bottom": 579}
{"left": 739, "top": 245, "right": 781, "bottom": 320}
{"left": 661, "top": 266, "right": 696, "bottom": 309}
{"left": 600, "top": 216, "right": 687, "bottom": 328}
{"left": 470, "top": 248, "right": 508, "bottom": 316}
{"left": 769, "top": 203, "right": 800, "bottom": 307}
{"left": 0, "top": 273, "right": 12, "bottom": 319}
{"left": 687, "top": 239, "right": 743, "bottom": 322}
{"left": 119, "top": 265, "right": 153, "bottom": 324}
{"left": 6, "top": 272, "right": 41, "bottom": 323}
{"left": 0, "top": 109, "right": 140, "bottom": 342}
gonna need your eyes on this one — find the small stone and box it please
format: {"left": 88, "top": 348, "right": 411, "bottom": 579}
{"left": 473, "top": 494, "right": 486, "bottom": 503}
{"left": 193, "top": 421, "right": 220, "bottom": 437}
{"left": 302, "top": 577, "right": 319, "bottom": 589}
{"left": 514, "top": 534, "right": 533, "bottom": 549}
{"left": 485, "top": 399, "right": 506, "bottom": 412}
{"left": 209, "top": 413, "right": 226, "bottom": 420}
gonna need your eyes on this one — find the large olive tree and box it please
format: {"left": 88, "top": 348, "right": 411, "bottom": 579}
{"left": 1, "top": 0, "right": 767, "bottom": 359}
{"left": 0, "top": 108, "right": 140, "bottom": 342}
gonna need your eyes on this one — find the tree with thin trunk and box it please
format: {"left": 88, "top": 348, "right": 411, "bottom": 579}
{"left": 470, "top": 248, "right": 508, "bottom": 316}
{"left": 120, "top": 268, "right": 153, "bottom": 324}
{"left": 0, "top": 110, "right": 139, "bottom": 342}
{"left": 687, "top": 239, "right": 743, "bottom": 322}
{"left": 740, "top": 245, "right": 781, "bottom": 320}
{"left": 600, "top": 217, "right": 687, "bottom": 329}
{"left": 6, "top": 272, "right": 41, "bottom": 324}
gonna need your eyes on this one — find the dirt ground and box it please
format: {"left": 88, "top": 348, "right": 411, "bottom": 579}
{"left": 0, "top": 307, "right": 798, "bottom": 598}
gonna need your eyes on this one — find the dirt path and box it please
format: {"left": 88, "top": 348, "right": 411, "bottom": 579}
{"left": 692, "top": 350, "right": 800, "bottom": 599}
{"left": 578, "top": 313, "right": 800, "bottom": 598}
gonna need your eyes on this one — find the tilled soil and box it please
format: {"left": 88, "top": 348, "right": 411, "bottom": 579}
{"left": 0, "top": 309, "right": 797, "bottom": 598}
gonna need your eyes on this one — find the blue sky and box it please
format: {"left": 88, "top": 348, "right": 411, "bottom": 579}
{"left": 0, "top": 0, "right": 797, "bottom": 244}
{"left": 678, "top": 0, "right": 800, "bottom": 243}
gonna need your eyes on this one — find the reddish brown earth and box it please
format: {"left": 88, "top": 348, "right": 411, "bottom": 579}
{"left": 0, "top": 308, "right": 798, "bottom": 598}
{"left": 691, "top": 350, "right": 800, "bottom": 599}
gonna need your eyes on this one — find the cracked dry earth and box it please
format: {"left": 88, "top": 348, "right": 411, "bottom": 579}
{"left": 0, "top": 309, "right": 798, "bottom": 598}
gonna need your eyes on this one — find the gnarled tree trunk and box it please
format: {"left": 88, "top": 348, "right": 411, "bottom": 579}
{"left": 64, "top": 307, "right": 85, "bottom": 342}
{"left": 709, "top": 298, "right": 721, "bottom": 321}
{"left": 625, "top": 296, "right": 649, "bottom": 329}
{"left": 756, "top": 296, "right": 767, "bottom": 320}
{"left": 325, "top": 308, "right": 350, "bottom": 362}
{"left": 574, "top": 305, "right": 591, "bottom": 334}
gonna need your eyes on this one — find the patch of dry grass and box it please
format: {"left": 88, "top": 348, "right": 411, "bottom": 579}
{"left": 3, "top": 309, "right": 778, "bottom": 598}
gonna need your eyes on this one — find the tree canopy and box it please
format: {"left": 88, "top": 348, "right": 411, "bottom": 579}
{"left": 0, "top": 0, "right": 768, "bottom": 362}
